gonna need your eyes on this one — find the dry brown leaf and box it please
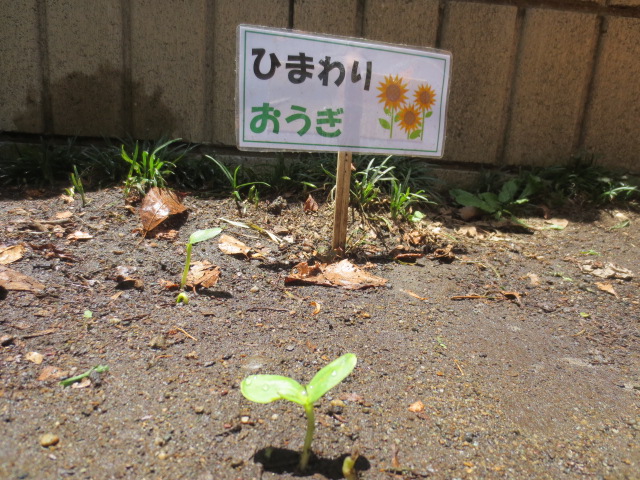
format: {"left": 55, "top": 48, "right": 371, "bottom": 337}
{"left": 595, "top": 282, "right": 619, "bottom": 298}
{"left": 67, "top": 231, "right": 93, "bottom": 241}
{"left": 432, "top": 244, "right": 455, "bottom": 262}
{"left": 310, "top": 301, "right": 321, "bottom": 315}
{"left": 457, "top": 225, "right": 479, "bottom": 238}
{"left": 544, "top": 218, "right": 569, "bottom": 229}
{"left": 218, "top": 234, "right": 252, "bottom": 257}
{"left": 581, "top": 262, "right": 633, "bottom": 280}
{"left": 408, "top": 400, "right": 425, "bottom": 413}
{"left": 37, "top": 366, "right": 67, "bottom": 382}
{"left": 138, "top": 187, "right": 188, "bottom": 234}
{"left": 0, "top": 266, "right": 45, "bottom": 293}
{"left": 187, "top": 261, "right": 221, "bottom": 288}
{"left": 0, "top": 245, "right": 25, "bottom": 265}
{"left": 525, "top": 272, "right": 541, "bottom": 286}
{"left": 114, "top": 266, "right": 144, "bottom": 290}
{"left": 55, "top": 211, "right": 74, "bottom": 220}
{"left": 71, "top": 377, "right": 92, "bottom": 389}
{"left": 154, "top": 229, "right": 179, "bottom": 241}
{"left": 401, "top": 289, "right": 428, "bottom": 301}
{"left": 25, "top": 351, "right": 44, "bottom": 365}
{"left": 285, "top": 260, "right": 387, "bottom": 289}
{"left": 303, "top": 194, "right": 319, "bottom": 213}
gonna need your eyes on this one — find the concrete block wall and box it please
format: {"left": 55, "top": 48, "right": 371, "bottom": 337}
{"left": 0, "top": 0, "right": 639, "bottom": 172}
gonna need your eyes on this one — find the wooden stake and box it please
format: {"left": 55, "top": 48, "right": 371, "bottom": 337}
{"left": 332, "top": 151, "right": 353, "bottom": 251}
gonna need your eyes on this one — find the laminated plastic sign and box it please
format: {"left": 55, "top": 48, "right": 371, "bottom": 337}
{"left": 237, "top": 25, "right": 451, "bottom": 158}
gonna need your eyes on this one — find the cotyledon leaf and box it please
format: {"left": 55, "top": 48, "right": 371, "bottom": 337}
{"left": 189, "top": 227, "right": 222, "bottom": 245}
{"left": 305, "top": 353, "right": 357, "bottom": 404}
{"left": 241, "top": 374, "right": 306, "bottom": 405}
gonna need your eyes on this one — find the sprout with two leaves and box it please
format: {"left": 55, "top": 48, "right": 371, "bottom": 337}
{"left": 176, "top": 227, "right": 222, "bottom": 304}
{"left": 241, "top": 353, "right": 357, "bottom": 471}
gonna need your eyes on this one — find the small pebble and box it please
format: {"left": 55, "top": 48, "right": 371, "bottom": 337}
{"left": 194, "top": 405, "right": 205, "bottom": 414}
{"left": 250, "top": 286, "right": 260, "bottom": 293}
{"left": 1, "top": 335, "right": 15, "bottom": 346}
{"left": 40, "top": 433, "right": 59, "bottom": 447}
{"left": 240, "top": 416, "right": 250, "bottom": 424}
{"left": 157, "top": 451, "right": 169, "bottom": 460}
{"left": 149, "top": 335, "right": 167, "bottom": 350}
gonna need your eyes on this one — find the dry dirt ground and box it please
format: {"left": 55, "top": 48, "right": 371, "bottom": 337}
{"left": 0, "top": 186, "right": 638, "bottom": 480}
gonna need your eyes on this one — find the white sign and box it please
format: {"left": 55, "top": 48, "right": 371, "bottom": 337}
{"left": 237, "top": 25, "right": 451, "bottom": 157}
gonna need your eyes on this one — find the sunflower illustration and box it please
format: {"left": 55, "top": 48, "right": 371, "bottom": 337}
{"left": 377, "top": 75, "right": 408, "bottom": 110}
{"left": 414, "top": 84, "right": 436, "bottom": 140}
{"left": 377, "top": 75, "right": 408, "bottom": 138}
{"left": 414, "top": 84, "right": 436, "bottom": 111}
{"left": 398, "top": 104, "right": 422, "bottom": 138}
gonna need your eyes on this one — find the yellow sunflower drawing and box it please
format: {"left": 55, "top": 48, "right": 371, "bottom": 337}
{"left": 398, "top": 104, "right": 422, "bottom": 138}
{"left": 377, "top": 75, "right": 408, "bottom": 138}
{"left": 377, "top": 75, "right": 408, "bottom": 110}
{"left": 414, "top": 84, "right": 436, "bottom": 140}
{"left": 414, "top": 84, "right": 436, "bottom": 111}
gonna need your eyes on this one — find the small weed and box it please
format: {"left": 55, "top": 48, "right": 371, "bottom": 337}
{"left": 206, "top": 155, "right": 270, "bottom": 204}
{"left": 121, "top": 138, "right": 189, "bottom": 196}
{"left": 69, "top": 165, "right": 87, "bottom": 207}
{"left": 389, "top": 177, "right": 432, "bottom": 221}
{"left": 241, "top": 353, "right": 357, "bottom": 471}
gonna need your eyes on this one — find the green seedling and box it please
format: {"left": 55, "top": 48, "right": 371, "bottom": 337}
{"left": 206, "top": 155, "right": 270, "bottom": 203}
{"left": 70, "top": 165, "right": 87, "bottom": 207}
{"left": 179, "top": 228, "right": 223, "bottom": 291}
{"left": 60, "top": 365, "right": 109, "bottom": 387}
{"left": 342, "top": 448, "right": 360, "bottom": 480}
{"left": 241, "top": 353, "right": 357, "bottom": 471}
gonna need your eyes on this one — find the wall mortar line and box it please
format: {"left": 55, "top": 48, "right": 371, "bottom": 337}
{"left": 496, "top": 7, "right": 526, "bottom": 165}
{"left": 204, "top": 0, "right": 216, "bottom": 141}
{"left": 36, "top": 0, "right": 52, "bottom": 133}
{"left": 121, "top": 0, "right": 132, "bottom": 136}
{"left": 575, "top": 15, "right": 606, "bottom": 153}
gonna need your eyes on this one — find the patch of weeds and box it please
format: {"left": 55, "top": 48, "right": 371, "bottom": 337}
{"left": 121, "top": 138, "right": 189, "bottom": 196}
{"left": 68, "top": 165, "right": 87, "bottom": 207}
{"left": 173, "top": 154, "right": 226, "bottom": 192}
{"left": 536, "top": 153, "right": 639, "bottom": 205}
{"left": 450, "top": 175, "right": 539, "bottom": 226}
{"left": 0, "top": 137, "right": 82, "bottom": 187}
{"left": 206, "top": 155, "right": 270, "bottom": 203}
{"left": 79, "top": 138, "right": 130, "bottom": 187}
{"left": 389, "top": 177, "right": 432, "bottom": 221}
{"left": 262, "top": 155, "right": 323, "bottom": 194}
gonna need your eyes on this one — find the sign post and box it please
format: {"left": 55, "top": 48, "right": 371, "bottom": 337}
{"left": 236, "top": 25, "right": 451, "bottom": 251}
{"left": 332, "top": 151, "right": 353, "bottom": 251}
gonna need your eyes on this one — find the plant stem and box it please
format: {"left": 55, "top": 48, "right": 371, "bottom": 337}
{"left": 421, "top": 110, "right": 426, "bottom": 141}
{"left": 389, "top": 107, "right": 394, "bottom": 139}
{"left": 299, "top": 402, "right": 316, "bottom": 471}
{"left": 180, "top": 243, "right": 193, "bottom": 289}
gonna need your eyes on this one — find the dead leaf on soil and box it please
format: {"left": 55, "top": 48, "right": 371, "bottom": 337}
{"left": 25, "top": 351, "right": 44, "bottom": 365}
{"left": 71, "top": 377, "right": 92, "bottom": 389}
{"left": 29, "top": 243, "right": 76, "bottom": 262}
{"left": 457, "top": 225, "right": 482, "bottom": 238}
{"left": 0, "top": 266, "right": 45, "bottom": 293}
{"left": 154, "top": 229, "right": 179, "bottom": 241}
{"left": 114, "top": 266, "right": 144, "bottom": 290}
{"left": 285, "top": 259, "right": 387, "bottom": 290}
{"left": 37, "top": 366, "right": 67, "bottom": 382}
{"left": 55, "top": 211, "right": 74, "bottom": 220}
{"left": 431, "top": 244, "right": 455, "bottom": 262}
{"left": 218, "top": 234, "right": 252, "bottom": 257}
{"left": 303, "top": 194, "right": 319, "bottom": 213}
{"left": 394, "top": 252, "right": 425, "bottom": 262}
{"left": 408, "top": 400, "right": 425, "bottom": 413}
{"left": 187, "top": 261, "right": 221, "bottom": 288}
{"left": 139, "top": 187, "right": 188, "bottom": 234}
{"left": 581, "top": 261, "right": 633, "bottom": 280}
{"left": 159, "top": 279, "right": 180, "bottom": 290}
{"left": 402, "top": 230, "right": 431, "bottom": 246}
{"left": 595, "top": 282, "right": 619, "bottom": 298}
{"left": 0, "top": 245, "right": 25, "bottom": 265}
{"left": 67, "top": 231, "right": 93, "bottom": 242}
{"left": 525, "top": 272, "right": 541, "bottom": 286}
{"left": 310, "top": 301, "right": 321, "bottom": 315}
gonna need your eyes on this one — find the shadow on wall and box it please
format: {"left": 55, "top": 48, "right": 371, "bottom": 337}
{"left": 12, "top": 64, "right": 177, "bottom": 139}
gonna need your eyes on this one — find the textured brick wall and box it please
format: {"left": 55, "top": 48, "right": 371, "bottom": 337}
{"left": 1, "top": 0, "right": 638, "bottom": 171}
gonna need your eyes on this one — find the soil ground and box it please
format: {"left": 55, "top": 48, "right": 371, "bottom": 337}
{"left": 0, "top": 186, "right": 638, "bottom": 480}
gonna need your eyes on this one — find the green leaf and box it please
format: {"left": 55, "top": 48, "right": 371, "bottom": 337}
{"left": 241, "top": 375, "right": 306, "bottom": 405}
{"left": 499, "top": 179, "right": 520, "bottom": 204}
{"left": 189, "top": 228, "right": 222, "bottom": 245}
{"left": 306, "top": 353, "right": 357, "bottom": 404}
{"left": 378, "top": 118, "right": 391, "bottom": 130}
{"left": 384, "top": 107, "right": 390, "bottom": 115}
{"left": 409, "top": 130, "right": 422, "bottom": 139}
{"left": 425, "top": 111, "right": 433, "bottom": 118}
{"left": 450, "top": 189, "right": 494, "bottom": 213}
{"left": 478, "top": 192, "right": 502, "bottom": 212}
{"left": 394, "top": 113, "right": 400, "bottom": 122}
